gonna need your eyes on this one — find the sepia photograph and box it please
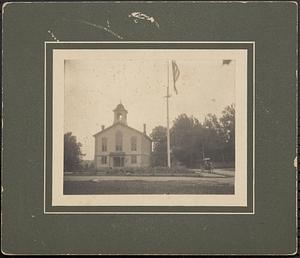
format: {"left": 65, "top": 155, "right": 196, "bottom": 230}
{"left": 49, "top": 44, "right": 249, "bottom": 207}
{"left": 64, "top": 56, "right": 236, "bottom": 195}
{"left": 3, "top": 1, "right": 297, "bottom": 255}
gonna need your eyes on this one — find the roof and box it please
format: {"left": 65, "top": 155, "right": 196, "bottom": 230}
{"left": 113, "top": 103, "right": 127, "bottom": 112}
{"left": 93, "top": 123, "right": 152, "bottom": 142}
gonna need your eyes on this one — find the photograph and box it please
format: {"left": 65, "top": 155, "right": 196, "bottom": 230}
{"left": 48, "top": 44, "right": 249, "bottom": 208}
{"left": 57, "top": 47, "right": 246, "bottom": 199}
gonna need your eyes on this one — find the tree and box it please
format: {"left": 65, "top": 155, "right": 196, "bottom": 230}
{"left": 150, "top": 104, "right": 235, "bottom": 168}
{"left": 202, "top": 113, "right": 224, "bottom": 162}
{"left": 219, "top": 104, "right": 235, "bottom": 162}
{"left": 64, "top": 132, "right": 84, "bottom": 171}
{"left": 171, "top": 114, "right": 204, "bottom": 168}
{"left": 150, "top": 126, "right": 167, "bottom": 167}
{"left": 170, "top": 105, "right": 235, "bottom": 167}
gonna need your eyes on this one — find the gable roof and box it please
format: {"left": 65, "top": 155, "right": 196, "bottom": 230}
{"left": 93, "top": 123, "right": 152, "bottom": 142}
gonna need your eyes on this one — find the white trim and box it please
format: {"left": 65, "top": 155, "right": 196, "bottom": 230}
{"left": 44, "top": 41, "right": 255, "bottom": 214}
{"left": 252, "top": 41, "right": 256, "bottom": 214}
{"left": 44, "top": 211, "right": 255, "bottom": 215}
{"left": 45, "top": 40, "right": 255, "bottom": 44}
{"left": 43, "top": 42, "right": 47, "bottom": 214}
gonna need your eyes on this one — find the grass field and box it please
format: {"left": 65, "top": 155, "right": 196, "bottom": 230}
{"left": 63, "top": 175, "right": 234, "bottom": 195}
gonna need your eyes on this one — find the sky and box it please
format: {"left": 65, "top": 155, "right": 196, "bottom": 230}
{"left": 64, "top": 56, "right": 235, "bottom": 160}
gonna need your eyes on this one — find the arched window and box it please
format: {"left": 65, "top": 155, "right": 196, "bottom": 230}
{"left": 117, "top": 113, "right": 122, "bottom": 122}
{"left": 131, "top": 136, "right": 137, "bottom": 151}
{"left": 115, "top": 131, "right": 123, "bottom": 151}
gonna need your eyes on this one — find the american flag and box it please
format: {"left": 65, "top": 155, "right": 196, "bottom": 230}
{"left": 171, "top": 60, "right": 180, "bottom": 94}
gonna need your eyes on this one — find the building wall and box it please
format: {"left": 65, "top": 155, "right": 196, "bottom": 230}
{"left": 94, "top": 124, "right": 151, "bottom": 169}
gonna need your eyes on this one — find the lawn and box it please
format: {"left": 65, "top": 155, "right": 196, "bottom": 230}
{"left": 63, "top": 176, "right": 234, "bottom": 195}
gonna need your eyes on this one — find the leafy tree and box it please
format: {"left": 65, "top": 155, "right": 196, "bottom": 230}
{"left": 219, "top": 104, "right": 235, "bottom": 162}
{"left": 202, "top": 113, "right": 225, "bottom": 161}
{"left": 150, "top": 104, "right": 235, "bottom": 168}
{"left": 171, "top": 114, "right": 204, "bottom": 168}
{"left": 150, "top": 126, "right": 167, "bottom": 167}
{"left": 64, "top": 132, "right": 84, "bottom": 171}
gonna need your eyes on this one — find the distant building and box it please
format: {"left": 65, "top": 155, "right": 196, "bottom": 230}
{"left": 93, "top": 103, "right": 152, "bottom": 169}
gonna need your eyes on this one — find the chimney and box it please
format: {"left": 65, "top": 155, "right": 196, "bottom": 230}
{"left": 143, "top": 124, "right": 146, "bottom": 134}
{"left": 101, "top": 125, "right": 105, "bottom": 131}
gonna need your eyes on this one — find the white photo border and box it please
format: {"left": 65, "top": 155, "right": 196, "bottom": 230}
{"left": 44, "top": 41, "right": 255, "bottom": 214}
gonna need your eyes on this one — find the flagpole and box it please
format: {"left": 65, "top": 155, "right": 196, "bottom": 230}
{"left": 166, "top": 60, "right": 171, "bottom": 168}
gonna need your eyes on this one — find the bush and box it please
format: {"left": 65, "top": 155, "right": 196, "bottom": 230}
{"left": 72, "top": 166, "right": 198, "bottom": 176}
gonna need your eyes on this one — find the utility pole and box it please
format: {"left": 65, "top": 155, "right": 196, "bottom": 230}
{"left": 166, "top": 60, "right": 171, "bottom": 168}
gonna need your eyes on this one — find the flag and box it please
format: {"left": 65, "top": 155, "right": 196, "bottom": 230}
{"left": 222, "top": 59, "right": 232, "bottom": 65}
{"left": 171, "top": 60, "right": 180, "bottom": 94}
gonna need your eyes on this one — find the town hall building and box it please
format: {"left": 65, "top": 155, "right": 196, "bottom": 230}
{"left": 93, "top": 103, "right": 152, "bottom": 169}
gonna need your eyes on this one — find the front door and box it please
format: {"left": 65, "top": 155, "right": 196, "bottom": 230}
{"left": 113, "top": 157, "right": 124, "bottom": 167}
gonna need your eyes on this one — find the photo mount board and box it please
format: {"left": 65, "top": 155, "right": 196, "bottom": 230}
{"left": 2, "top": 1, "right": 297, "bottom": 255}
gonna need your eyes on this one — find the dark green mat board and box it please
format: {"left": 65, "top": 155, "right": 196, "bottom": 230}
{"left": 2, "top": 1, "right": 297, "bottom": 255}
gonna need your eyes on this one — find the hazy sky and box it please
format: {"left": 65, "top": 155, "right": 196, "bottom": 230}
{"left": 64, "top": 57, "right": 235, "bottom": 160}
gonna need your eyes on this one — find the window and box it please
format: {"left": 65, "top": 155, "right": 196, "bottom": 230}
{"left": 131, "top": 155, "right": 137, "bottom": 164}
{"left": 102, "top": 137, "right": 107, "bottom": 152}
{"left": 117, "top": 113, "right": 122, "bottom": 121}
{"left": 115, "top": 131, "right": 123, "bottom": 151}
{"left": 131, "top": 136, "right": 137, "bottom": 151}
{"left": 101, "top": 156, "right": 107, "bottom": 164}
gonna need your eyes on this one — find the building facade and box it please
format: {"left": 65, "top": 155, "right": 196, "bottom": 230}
{"left": 93, "top": 103, "right": 152, "bottom": 169}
